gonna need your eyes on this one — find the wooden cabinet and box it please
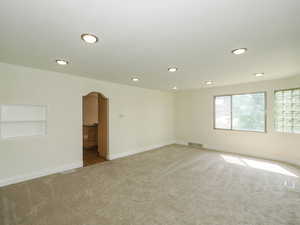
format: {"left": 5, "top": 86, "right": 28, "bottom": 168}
{"left": 83, "top": 124, "right": 98, "bottom": 149}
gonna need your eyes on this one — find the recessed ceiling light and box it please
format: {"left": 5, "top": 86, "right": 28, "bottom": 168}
{"left": 172, "top": 86, "right": 178, "bottom": 90}
{"left": 231, "top": 48, "right": 248, "bottom": 55}
{"left": 131, "top": 77, "right": 140, "bottom": 82}
{"left": 168, "top": 67, "right": 178, "bottom": 72}
{"left": 205, "top": 81, "right": 214, "bottom": 85}
{"left": 254, "top": 73, "right": 264, "bottom": 77}
{"left": 55, "top": 59, "right": 69, "bottom": 65}
{"left": 81, "top": 33, "right": 98, "bottom": 44}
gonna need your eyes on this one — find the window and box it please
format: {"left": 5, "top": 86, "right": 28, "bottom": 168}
{"left": 214, "top": 92, "right": 266, "bottom": 132}
{"left": 0, "top": 105, "right": 47, "bottom": 139}
{"left": 275, "top": 88, "right": 300, "bottom": 134}
{"left": 214, "top": 96, "right": 231, "bottom": 129}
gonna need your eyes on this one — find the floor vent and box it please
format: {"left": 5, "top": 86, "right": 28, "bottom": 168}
{"left": 188, "top": 142, "right": 203, "bottom": 149}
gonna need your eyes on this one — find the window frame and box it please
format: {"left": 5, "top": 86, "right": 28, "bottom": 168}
{"left": 213, "top": 91, "right": 267, "bottom": 133}
{"left": 274, "top": 87, "right": 300, "bottom": 134}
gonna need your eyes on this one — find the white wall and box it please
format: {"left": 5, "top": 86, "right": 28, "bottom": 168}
{"left": 0, "top": 62, "right": 175, "bottom": 186}
{"left": 1, "top": 60, "right": 299, "bottom": 186}
{"left": 175, "top": 76, "right": 300, "bottom": 166}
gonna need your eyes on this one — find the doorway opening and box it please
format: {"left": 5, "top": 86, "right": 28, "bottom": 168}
{"left": 82, "top": 92, "right": 108, "bottom": 167}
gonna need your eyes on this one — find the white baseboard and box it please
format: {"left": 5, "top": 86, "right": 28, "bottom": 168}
{"left": 175, "top": 141, "right": 300, "bottom": 167}
{"left": 203, "top": 144, "right": 300, "bottom": 168}
{"left": 0, "top": 161, "right": 83, "bottom": 187}
{"left": 0, "top": 141, "right": 176, "bottom": 187}
{"left": 108, "top": 141, "right": 176, "bottom": 160}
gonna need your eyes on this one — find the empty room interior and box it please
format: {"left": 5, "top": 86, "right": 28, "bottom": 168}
{"left": 1, "top": 1, "right": 300, "bottom": 225}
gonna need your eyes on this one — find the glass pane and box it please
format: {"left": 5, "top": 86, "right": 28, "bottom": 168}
{"left": 275, "top": 88, "right": 300, "bottom": 133}
{"left": 232, "top": 93, "right": 265, "bottom": 132}
{"left": 1, "top": 105, "right": 46, "bottom": 121}
{"left": 215, "top": 96, "right": 231, "bottom": 129}
{"left": 1, "top": 121, "right": 46, "bottom": 139}
{"left": 294, "top": 126, "right": 300, "bottom": 134}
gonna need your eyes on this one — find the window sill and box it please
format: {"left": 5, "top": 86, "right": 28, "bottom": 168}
{"left": 213, "top": 128, "right": 267, "bottom": 134}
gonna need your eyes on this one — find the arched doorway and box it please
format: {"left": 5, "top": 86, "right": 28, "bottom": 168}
{"left": 82, "top": 92, "right": 109, "bottom": 167}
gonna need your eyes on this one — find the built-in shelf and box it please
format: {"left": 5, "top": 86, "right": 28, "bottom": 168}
{"left": 0, "top": 104, "right": 47, "bottom": 139}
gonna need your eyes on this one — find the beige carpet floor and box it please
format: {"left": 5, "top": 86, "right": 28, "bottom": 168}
{"left": 1, "top": 145, "right": 300, "bottom": 225}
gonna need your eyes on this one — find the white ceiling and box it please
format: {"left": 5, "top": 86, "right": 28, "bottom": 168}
{"left": 0, "top": 0, "right": 299, "bottom": 90}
